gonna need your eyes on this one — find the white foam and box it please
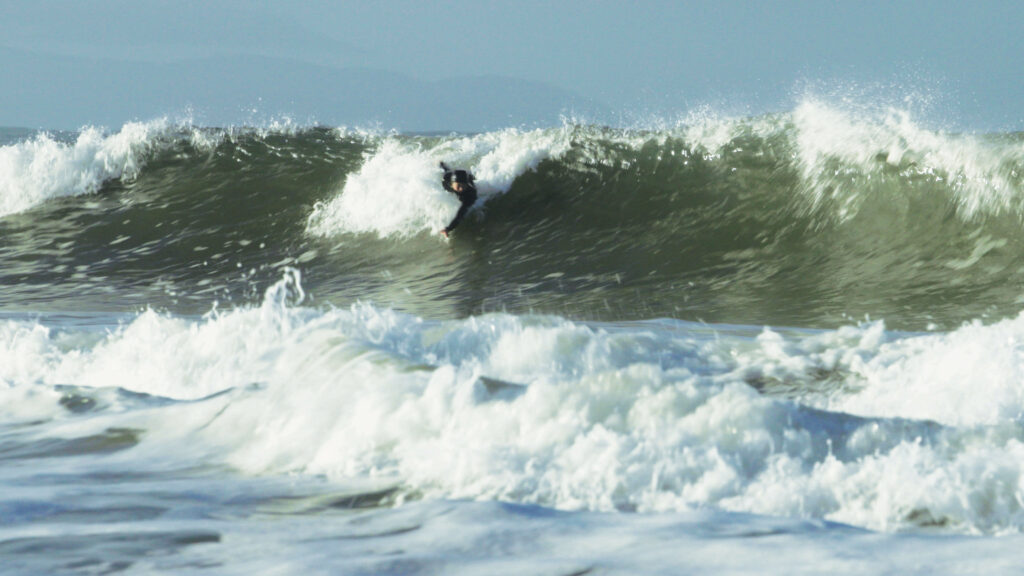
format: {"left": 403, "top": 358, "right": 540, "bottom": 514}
{"left": 830, "top": 314, "right": 1024, "bottom": 428}
{"left": 792, "top": 98, "right": 1024, "bottom": 219}
{"left": 305, "top": 127, "right": 574, "bottom": 238}
{"left": 194, "top": 310, "right": 1024, "bottom": 534}
{"left": 733, "top": 314, "right": 1024, "bottom": 429}
{"left": 305, "top": 138, "right": 452, "bottom": 238}
{"left": 0, "top": 120, "right": 171, "bottom": 217}
{"left": 10, "top": 274, "right": 1024, "bottom": 534}
{"left": 601, "top": 96, "right": 1024, "bottom": 223}
{"left": 0, "top": 119, "right": 362, "bottom": 217}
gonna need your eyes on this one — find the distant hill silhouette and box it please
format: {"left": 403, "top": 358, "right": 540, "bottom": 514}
{"left": 0, "top": 47, "right": 607, "bottom": 131}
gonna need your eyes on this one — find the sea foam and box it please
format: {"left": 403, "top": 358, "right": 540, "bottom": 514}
{"left": 6, "top": 273, "right": 1024, "bottom": 534}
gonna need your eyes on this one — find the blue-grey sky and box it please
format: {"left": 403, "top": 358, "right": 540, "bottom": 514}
{"left": 1, "top": 0, "right": 1021, "bottom": 131}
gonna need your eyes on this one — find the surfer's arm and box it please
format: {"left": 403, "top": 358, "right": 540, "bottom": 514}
{"left": 443, "top": 199, "right": 474, "bottom": 234}
{"left": 443, "top": 187, "right": 478, "bottom": 235}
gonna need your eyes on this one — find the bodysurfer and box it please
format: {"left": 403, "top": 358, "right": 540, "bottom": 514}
{"left": 439, "top": 162, "right": 477, "bottom": 238}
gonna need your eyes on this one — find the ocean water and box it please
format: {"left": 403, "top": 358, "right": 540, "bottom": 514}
{"left": 4, "top": 101, "right": 1024, "bottom": 574}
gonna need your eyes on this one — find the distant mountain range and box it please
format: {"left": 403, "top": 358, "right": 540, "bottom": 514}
{"left": 0, "top": 47, "right": 608, "bottom": 131}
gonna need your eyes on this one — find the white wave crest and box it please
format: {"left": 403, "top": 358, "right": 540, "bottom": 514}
{"left": 792, "top": 98, "right": 1024, "bottom": 219}
{"left": 0, "top": 120, "right": 172, "bottom": 217}
{"left": 305, "top": 127, "right": 574, "bottom": 238}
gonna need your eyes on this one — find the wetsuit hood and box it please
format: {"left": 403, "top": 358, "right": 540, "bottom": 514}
{"left": 443, "top": 169, "right": 472, "bottom": 186}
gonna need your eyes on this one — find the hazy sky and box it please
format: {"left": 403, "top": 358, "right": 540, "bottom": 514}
{"left": 1, "top": 0, "right": 1021, "bottom": 130}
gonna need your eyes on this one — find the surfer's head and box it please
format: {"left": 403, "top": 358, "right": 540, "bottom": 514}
{"left": 442, "top": 168, "right": 472, "bottom": 192}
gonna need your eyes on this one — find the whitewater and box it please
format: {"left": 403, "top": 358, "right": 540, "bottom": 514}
{"left": 3, "top": 99, "right": 1024, "bottom": 574}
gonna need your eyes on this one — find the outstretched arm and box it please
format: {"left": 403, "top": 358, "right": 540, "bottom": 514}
{"left": 443, "top": 199, "right": 474, "bottom": 235}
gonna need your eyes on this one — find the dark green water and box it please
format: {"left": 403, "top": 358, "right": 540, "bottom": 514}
{"left": 2, "top": 117, "right": 1023, "bottom": 330}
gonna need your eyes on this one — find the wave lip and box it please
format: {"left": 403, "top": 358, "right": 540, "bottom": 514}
{"left": 792, "top": 99, "right": 1024, "bottom": 220}
{"left": 0, "top": 120, "right": 174, "bottom": 217}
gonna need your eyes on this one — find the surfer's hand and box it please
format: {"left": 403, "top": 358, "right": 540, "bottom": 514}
{"left": 440, "top": 229, "right": 449, "bottom": 238}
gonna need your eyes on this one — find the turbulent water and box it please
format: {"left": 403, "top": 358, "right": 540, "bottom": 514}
{"left": 4, "top": 101, "right": 1024, "bottom": 574}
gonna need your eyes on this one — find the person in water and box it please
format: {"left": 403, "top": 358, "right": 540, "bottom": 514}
{"left": 439, "top": 162, "right": 477, "bottom": 238}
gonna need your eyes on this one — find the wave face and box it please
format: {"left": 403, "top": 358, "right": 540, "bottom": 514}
{"left": 4, "top": 103, "right": 1024, "bottom": 329}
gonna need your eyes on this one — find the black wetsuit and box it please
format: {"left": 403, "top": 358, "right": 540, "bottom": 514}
{"left": 443, "top": 178, "right": 477, "bottom": 235}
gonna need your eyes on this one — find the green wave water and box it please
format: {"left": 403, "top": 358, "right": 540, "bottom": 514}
{"left": 2, "top": 105, "right": 1023, "bottom": 330}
